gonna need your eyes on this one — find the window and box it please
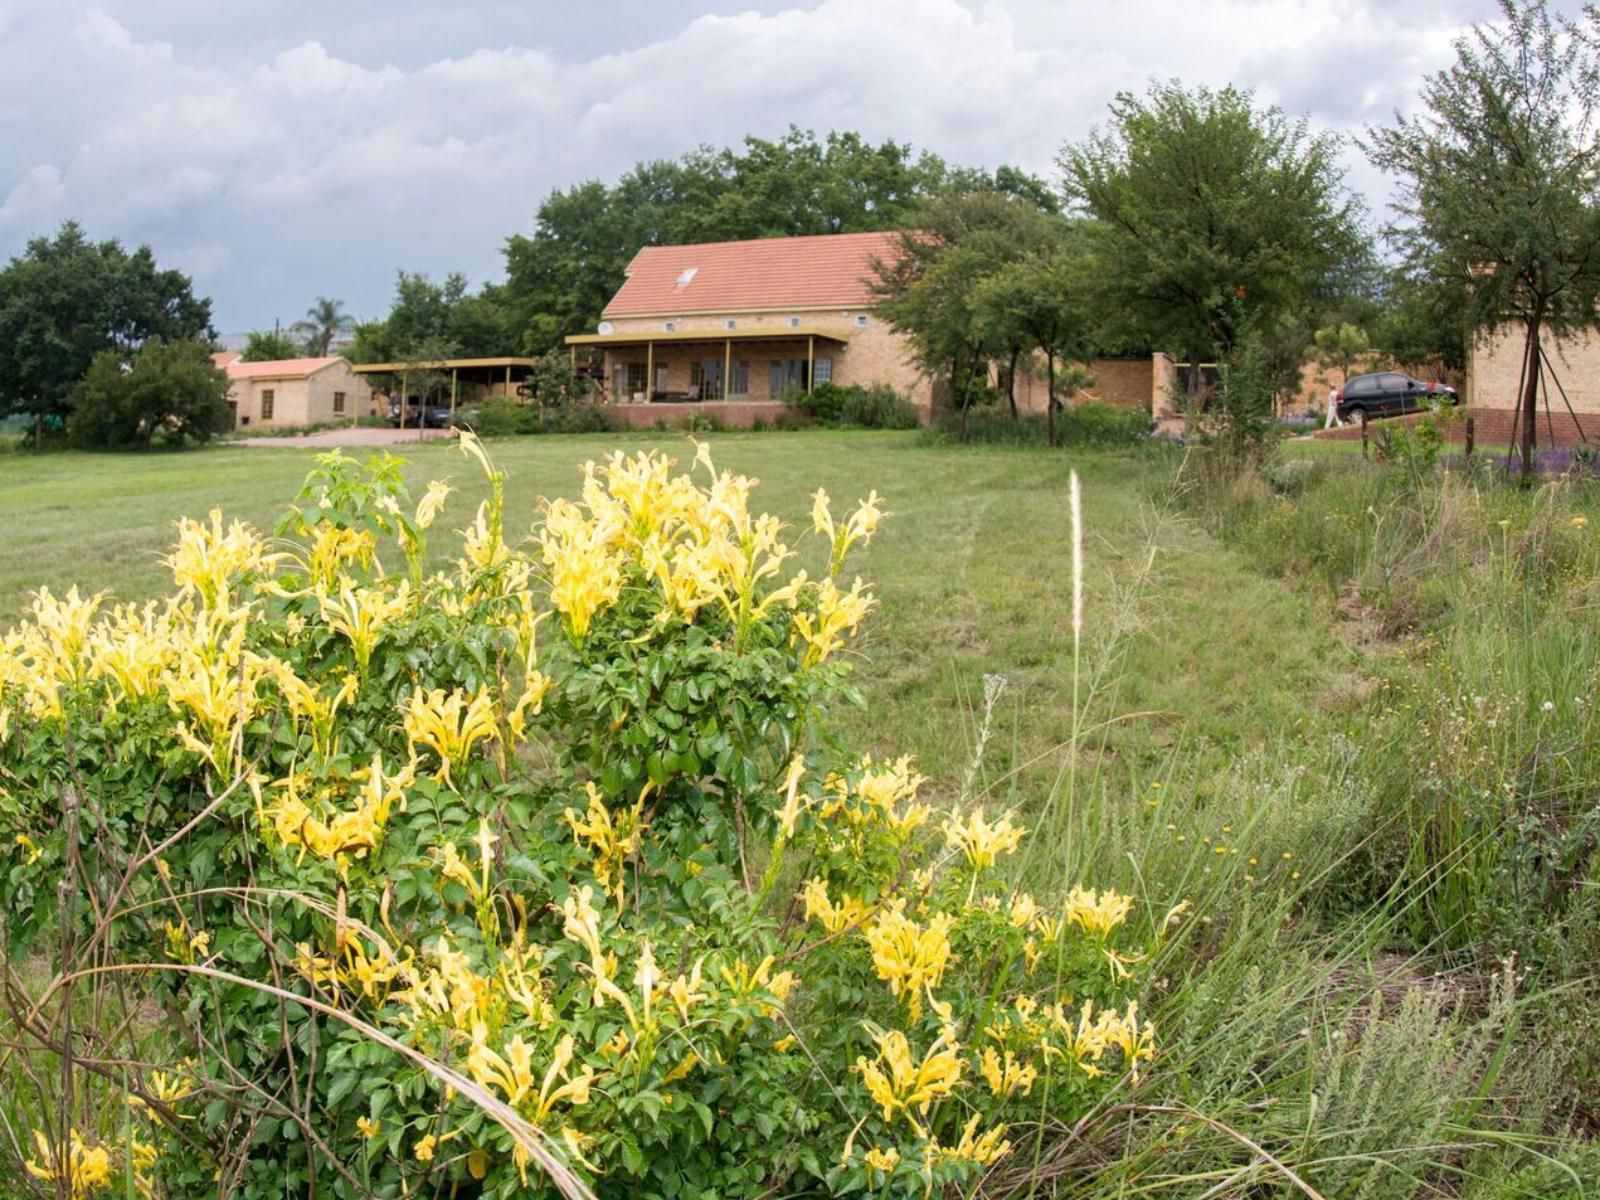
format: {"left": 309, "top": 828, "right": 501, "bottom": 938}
{"left": 855, "top": 314, "right": 869, "bottom": 328}
{"left": 617, "top": 361, "right": 649, "bottom": 398}
{"left": 260, "top": 389, "right": 275, "bottom": 421}
{"left": 690, "top": 360, "right": 725, "bottom": 400}
{"left": 814, "top": 356, "right": 833, "bottom": 385}
{"left": 788, "top": 316, "right": 801, "bottom": 328}
{"left": 333, "top": 391, "right": 346, "bottom": 414}
{"left": 729, "top": 361, "right": 749, "bottom": 396}
{"left": 725, "top": 319, "right": 737, "bottom": 330}
{"left": 770, "top": 358, "right": 809, "bottom": 396}
{"left": 664, "top": 321, "right": 677, "bottom": 332}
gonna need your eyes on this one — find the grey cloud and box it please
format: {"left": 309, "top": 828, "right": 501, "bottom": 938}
{"left": 0, "top": 0, "right": 1504, "bottom": 329}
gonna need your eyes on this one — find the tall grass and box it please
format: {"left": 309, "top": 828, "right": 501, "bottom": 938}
{"left": 970, "top": 454, "right": 1599, "bottom": 1196}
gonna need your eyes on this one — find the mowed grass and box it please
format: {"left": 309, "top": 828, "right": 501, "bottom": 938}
{"left": 0, "top": 432, "right": 1354, "bottom": 803}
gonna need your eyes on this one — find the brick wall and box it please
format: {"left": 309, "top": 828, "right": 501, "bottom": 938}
{"left": 606, "top": 400, "right": 797, "bottom": 429}
{"left": 1313, "top": 407, "right": 1600, "bottom": 447}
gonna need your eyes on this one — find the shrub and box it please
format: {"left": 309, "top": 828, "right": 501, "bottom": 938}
{"left": 0, "top": 439, "right": 1158, "bottom": 1198}
{"left": 478, "top": 398, "right": 619, "bottom": 436}
{"left": 783, "top": 382, "right": 921, "bottom": 430}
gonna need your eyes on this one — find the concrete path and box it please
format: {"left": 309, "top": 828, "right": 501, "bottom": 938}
{"left": 234, "top": 427, "right": 454, "bottom": 449}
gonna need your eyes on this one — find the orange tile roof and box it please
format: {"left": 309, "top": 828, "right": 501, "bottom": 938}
{"left": 211, "top": 351, "right": 241, "bottom": 368}
{"left": 224, "top": 356, "right": 345, "bottom": 381}
{"left": 602, "top": 231, "right": 901, "bottom": 318}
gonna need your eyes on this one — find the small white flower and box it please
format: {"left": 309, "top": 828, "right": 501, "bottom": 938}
{"left": 1542, "top": 700, "right": 1555, "bottom": 712}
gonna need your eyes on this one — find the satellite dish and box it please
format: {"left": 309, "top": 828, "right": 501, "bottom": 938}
{"left": 597, "top": 321, "right": 614, "bottom": 335}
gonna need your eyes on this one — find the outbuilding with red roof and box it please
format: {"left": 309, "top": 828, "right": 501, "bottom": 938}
{"left": 216, "top": 354, "right": 372, "bottom": 430}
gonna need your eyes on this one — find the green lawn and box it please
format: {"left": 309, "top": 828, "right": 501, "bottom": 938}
{"left": 7, "top": 433, "right": 1593, "bottom": 1191}
{"left": 0, "top": 432, "right": 1352, "bottom": 800}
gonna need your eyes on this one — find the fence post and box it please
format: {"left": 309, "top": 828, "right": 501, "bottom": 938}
{"left": 1361, "top": 419, "right": 1368, "bottom": 460}
{"left": 1465, "top": 415, "right": 1475, "bottom": 460}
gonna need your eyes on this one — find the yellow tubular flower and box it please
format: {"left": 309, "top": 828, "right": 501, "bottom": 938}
{"left": 792, "top": 577, "right": 874, "bottom": 668}
{"left": 86, "top": 600, "right": 181, "bottom": 706}
{"left": 404, "top": 686, "right": 499, "bottom": 785}
{"left": 978, "top": 1045, "right": 1038, "bottom": 1100}
{"left": 799, "top": 877, "right": 869, "bottom": 934}
{"left": 167, "top": 508, "right": 276, "bottom": 608}
{"left": 938, "top": 1113, "right": 1012, "bottom": 1167}
{"left": 533, "top": 1033, "right": 596, "bottom": 1123}
{"left": 1066, "top": 885, "right": 1133, "bottom": 939}
{"left": 304, "top": 524, "right": 377, "bottom": 592}
{"left": 854, "top": 1028, "right": 963, "bottom": 1133}
{"left": 538, "top": 499, "right": 624, "bottom": 639}
{"left": 318, "top": 579, "right": 411, "bottom": 676}
{"left": 25, "top": 1129, "right": 112, "bottom": 1199}
{"left": 414, "top": 480, "right": 454, "bottom": 529}
{"left": 863, "top": 902, "right": 953, "bottom": 1021}
{"left": 667, "top": 958, "right": 709, "bottom": 1021}
{"left": 942, "top": 806, "right": 1027, "bottom": 872}
{"left": 563, "top": 782, "right": 644, "bottom": 907}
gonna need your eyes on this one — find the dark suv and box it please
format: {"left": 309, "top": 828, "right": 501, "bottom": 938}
{"left": 1335, "top": 372, "right": 1457, "bottom": 425}
{"left": 386, "top": 398, "right": 455, "bottom": 428}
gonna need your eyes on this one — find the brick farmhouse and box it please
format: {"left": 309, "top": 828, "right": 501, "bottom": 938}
{"left": 566, "top": 232, "right": 1159, "bottom": 426}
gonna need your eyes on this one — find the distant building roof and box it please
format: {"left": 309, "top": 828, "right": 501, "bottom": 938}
{"left": 211, "top": 351, "right": 242, "bottom": 369}
{"left": 223, "top": 356, "right": 346, "bottom": 381}
{"left": 602, "top": 231, "right": 900, "bottom": 319}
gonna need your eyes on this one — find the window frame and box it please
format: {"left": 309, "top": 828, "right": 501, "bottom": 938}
{"left": 260, "top": 389, "right": 275, "bottom": 421}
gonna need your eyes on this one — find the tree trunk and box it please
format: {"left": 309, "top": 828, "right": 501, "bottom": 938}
{"left": 1186, "top": 355, "right": 1203, "bottom": 415}
{"left": 955, "top": 354, "right": 972, "bottom": 443}
{"left": 1045, "top": 349, "right": 1057, "bottom": 448}
{"left": 1006, "top": 347, "right": 1019, "bottom": 420}
{"left": 1518, "top": 313, "right": 1543, "bottom": 482}
{"left": 34, "top": 412, "right": 42, "bottom": 450}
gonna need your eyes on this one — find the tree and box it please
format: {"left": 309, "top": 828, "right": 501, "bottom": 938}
{"left": 1061, "top": 83, "right": 1366, "bottom": 412}
{"left": 66, "top": 339, "right": 230, "bottom": 448}
{"left": 873, "top": 192, "right": 1060, "bottom": 439}
{"left": 1366, "top": 0, "right": 1600, "bottom": 475}
{"left": 1374, "top": 269, "right": 1470, "bottom": 377}
{"left": 972, "top": 236, "right": 1098, "bottom": 446}
{"left": 0, "top": 222, "right": 212, "bottom": 444}
{"left": 501, "top": 128, "right": 1055, "bottom": 355}
{"left": 292, "top": 296, "right": 353, "bottom": 356}
{"left": 1312, "top": 321, "right": 1372, "bottom": 396}
{"left": 241, "top": 329, "right": 304, "bottom": 362}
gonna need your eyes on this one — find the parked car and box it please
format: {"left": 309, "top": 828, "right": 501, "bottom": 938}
{"left": 386, "top": 398, "right": 455, "bottom": 428}
{"left": 1334, "top": 372, "right": 1457, "bottom": 425}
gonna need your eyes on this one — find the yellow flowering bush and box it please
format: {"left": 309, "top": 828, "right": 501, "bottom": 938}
{"left": 0, "top": 438, "right": 1155, "bottom": 1199}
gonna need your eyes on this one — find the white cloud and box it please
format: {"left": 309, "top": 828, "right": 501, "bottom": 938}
{"left": 0, "top": 0, "right": 1505, "bottom": 328}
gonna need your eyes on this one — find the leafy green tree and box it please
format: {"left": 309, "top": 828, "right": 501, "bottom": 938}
{"left": 1365, "top": 0, "right": 1600, "bottom": 474}
{"left": 1312, "top": 321, "right": 1372, "bottom": 396}
{"left": 0, "top": 222, "right": 212, "bottom": 444}
{"left": 1061, "top": 83, "right": 1366, "bottom": 410}
{"left": 874, "top": 192, "right": 1060, "bottom": 439}
{"left": 344, "top": 272, "right": 509, "bottom": 375}
{"left": 502, "top": 128, "right": 1054, "bottom": 355}
{"left": 66, "top": 339, "right": 231, "bottom": 448}
{"left": 1374, "top": 269, "right": 1469, "bottom": 377}
{"left": 972, "top": 237, "right": 1097, "bottom": 445}
{"left": 240, "top": 329, "right": 305, "bottom": 362}
{"left": 292, "top": 296, "right": 354, "bottom": 356}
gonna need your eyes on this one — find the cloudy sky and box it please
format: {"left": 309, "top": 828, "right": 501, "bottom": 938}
{"left": 0, "top": 0, "right": 1514, "bottom": 331}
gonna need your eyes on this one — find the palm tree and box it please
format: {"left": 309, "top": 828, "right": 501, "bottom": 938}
{"left": 292, "top": 297, "right": 354, "bottom": 356}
